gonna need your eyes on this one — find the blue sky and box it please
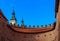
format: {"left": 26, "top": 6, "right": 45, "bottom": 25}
{"left": 0, "top": 0, "right": 56, "bottom": 26}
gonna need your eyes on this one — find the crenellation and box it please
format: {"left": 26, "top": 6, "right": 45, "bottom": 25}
{"left": 17, "top": 24, "right": 19, "bottom": 27}
{"left": 48, "top": 24, "right": 51, "bottom": 26}
{"left": 29, "top": 25, "right": 31, "bottom": 28}
{"left": 41, "top": 25, "right": 43, "bottom": 27}
{"left": 33, "top": 25, "right": 35, "bottom": 28}
{"left": 24, "top": 25, "right": 27, "bottom": 28}
{"left": 45, "top": 25, "right": 47, "bottom": 27}
{"left": 37, "top": 25, "right": 39, "bottom": 28}
{"left": 9, "top": 23, "right": 16, "bottom": 26}
{"left": 9, "top": 23, "right": 54, "bottom": 28}
{"left": 10, "top": 23, "right": 12, "bottom": 25}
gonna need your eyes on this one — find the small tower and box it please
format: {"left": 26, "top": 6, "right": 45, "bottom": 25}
{"left": 10, "top": 10, "right": 17, "bottom": 25}
{"left": 21, "top": 17, "right": 25, "bottom": 27}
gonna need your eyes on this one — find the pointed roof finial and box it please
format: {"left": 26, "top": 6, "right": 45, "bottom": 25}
{"left": 10, "top": 9, "right": 17, "bottom": 25}
{"left": 12, "top": 9, "right": 15, "bottom": 15}
{"left": 11, "top": 9, "right": 16, "bottom": 20}
{"left": 21, "top": 17, "right": 25, "bottom": 26}
{"left": 21, "top": 17, "right": 24, "bottom": 23}
{"left": 10, "top": 9, "right": 17, "bottom": 21}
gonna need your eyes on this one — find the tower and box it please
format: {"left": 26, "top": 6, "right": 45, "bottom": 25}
{"left": 21, "top": 17, "right": 25, "bottom": 27}
{"left": 10, "top": 10, "right": 17, "bottom": 25}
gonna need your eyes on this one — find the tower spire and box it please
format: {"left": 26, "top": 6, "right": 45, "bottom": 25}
{"left": 10, "top": 10, "right": 17, "bottom": 25}
{"left": 12, "top": 9, "right": 15, "bottom": 16}
{"left": 21, "top": 17, "right": 25, "bottom": 27}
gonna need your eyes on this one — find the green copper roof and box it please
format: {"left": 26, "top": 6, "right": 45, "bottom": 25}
{"left": 10, "top": 10, "right": 17, "bottom": 21}
{"left": 21, "top": 17, "right": 25, "bottom": 26}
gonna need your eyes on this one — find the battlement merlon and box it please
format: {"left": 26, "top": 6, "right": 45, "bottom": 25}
{"left": 8, "top": 22, "right": 56, "bottom": 33}
{"left": 9, "top": 23, "right": 54, "bottom": 28}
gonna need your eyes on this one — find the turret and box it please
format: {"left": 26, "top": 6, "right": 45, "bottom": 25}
{"left": 10, "top": 10, "right": 17, "bottom": 25}
{"left": 21, "top": 17, "right": 25, "bottom": 27}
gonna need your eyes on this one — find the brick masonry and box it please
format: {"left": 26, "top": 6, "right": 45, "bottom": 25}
{"left": 0, "top": 0, "right": 59, "bottom": 41}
